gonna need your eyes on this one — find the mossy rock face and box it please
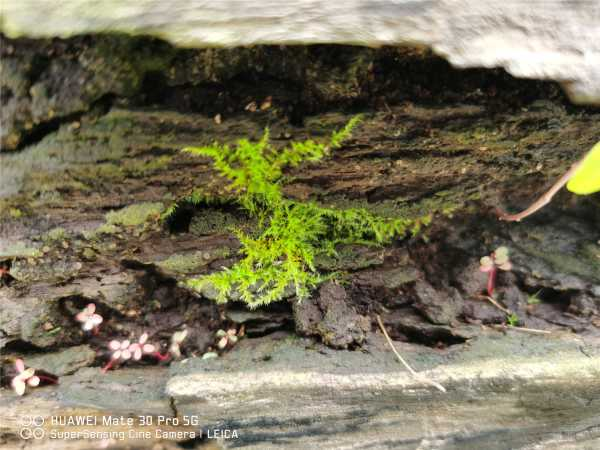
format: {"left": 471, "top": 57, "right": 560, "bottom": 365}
{"left": 2, "top": 31, "right": 567, "bottom": 152}
{"left": 314, "top": 244, "right": 384, "bottom": 271}
{"left": 1, "top": 37, "right": 599, "bottom": 363}
{"left": 43, "top": 227, "right": 69, "bottom": 243}
{"left": 189, "top": 209, "right": 245, "bottom": 236}
{"left": 0, "top": 35, "right": 177, "bottom": 151}
{"left": 0, "top": 241, "right": 41, "bottom": 258}
{"left": 9, "top": 257, "right": 84, "bottom": 283}
{"left": 105, "top": 202, "right": 164, "bottom": 227}
{"left": 156, "top": 248, "right": 230, "bottom": 275}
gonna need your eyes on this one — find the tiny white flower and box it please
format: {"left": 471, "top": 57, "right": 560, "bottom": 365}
{"left": 11, "top": 359, "right": 40, "bottom": 396}
{"left": 130, "top": 333, "right": 156, "bottom": 360}
{"left": 109, "top": 339, "right": 132, "bottom": 360}
{"left": 217, "top": 336, "right": 228, "bottom": 350}
{"left": 169, "top": 329, "right": 188, "bottom": 359}
{"left": 75, "top": 303, "right": 103, "bottom": 331}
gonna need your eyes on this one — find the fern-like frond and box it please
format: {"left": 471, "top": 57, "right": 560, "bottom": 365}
{"left": 330, "top": 114, "right": 363, "bottom": 149}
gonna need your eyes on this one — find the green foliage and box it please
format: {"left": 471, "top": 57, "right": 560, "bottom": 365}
{"left": 330, "top": 115, "right": 363, "bottom": 149}
{"left": 526, "top": 290, "right": 542, "bottom": 305}
{"left": 178, "top": 116, "right": 421, "bottom": 307}
{"left": 506, "top": 313, "right": 520, "bottom": 327}
{"left": 567, "top": 141, "right": 600, "bottom": 195}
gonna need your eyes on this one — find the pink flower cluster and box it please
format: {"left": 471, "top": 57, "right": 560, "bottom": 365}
{"left": 101, "top": 333, "right": 170, "bottom": 372}
{"left": 109, "top": 333, "right": 156, "bottom": 361}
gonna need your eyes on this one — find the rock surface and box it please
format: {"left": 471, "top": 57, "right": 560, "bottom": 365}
{"left": 1, "top": 332, "right": 599, "bottom": 449}
{"left": 1, "top": 33, "right": 600, "bottom": 450}
{"left": 2, "top": 1, "right": 600, "bottom": 105}
{"left": 293, "top": 281, "right": 371, "bottom": 348}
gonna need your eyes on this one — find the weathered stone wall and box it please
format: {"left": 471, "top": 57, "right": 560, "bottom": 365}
{"left": 1, "top": 36, "right": 563, "bottom": 152}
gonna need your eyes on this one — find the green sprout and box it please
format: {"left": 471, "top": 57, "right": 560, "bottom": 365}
{"left": 527, "top": 290, "right": 543, "bottom": 305}
{"left": 506, "top": 313, "right": 520, "bottom": 327}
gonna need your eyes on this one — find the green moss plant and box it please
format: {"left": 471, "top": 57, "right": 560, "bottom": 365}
{"left": 176, "top": 116, "right": 421, "bottom": 308}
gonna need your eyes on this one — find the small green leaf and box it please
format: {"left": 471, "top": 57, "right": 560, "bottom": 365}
{"left": 506, "top": 313, "right": 520, "bottom": 327}
{"left": 567, "top": 142, "right": 600, "bottom": 195}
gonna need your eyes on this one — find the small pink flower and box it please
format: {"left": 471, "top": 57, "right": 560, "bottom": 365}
{"left": 75, "top": 303, "right": 103, "bottom": 331}
{"left": 216, "top": 328, "right": 238, "bottom": 350}
{"left": 108, "top": 339, "right": 132, "bottom": 361}
{"left": 479, "top": 246, "right": 512, "bottom": 297}
{"left": 169, "top": 329, "right": 188, "bottom": 359}
{"left": 11, "top": 359, "right": 40, "bottom": 396}
{"left": 129, "top": 333, "right": 156, "bottom": 361}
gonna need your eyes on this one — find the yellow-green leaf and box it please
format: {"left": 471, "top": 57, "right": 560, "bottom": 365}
{"left": 567, "top": 142, "right": 600, "bottom": 195}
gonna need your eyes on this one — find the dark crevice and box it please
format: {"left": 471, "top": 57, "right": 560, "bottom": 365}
{"left": 164, "top": 199, "right": 243, "bottom": 234}
{"left": 169, "top": 396, "right": 179, "bottom": 418}
{"left": 395, "top": 324, "right": 468, "bottom": 347}
{"left": 13, "top": 93, "right": 115, "bottom": 151}
{"left": 14, "top": 110, "right": 84, "bottom": 150}
{"left": 2, "top": 339, "right": 49, "bottom": 353}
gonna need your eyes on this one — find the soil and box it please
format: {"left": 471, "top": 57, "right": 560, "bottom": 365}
{"left": 0, "top": 33, "right": 599, "bottom": 429}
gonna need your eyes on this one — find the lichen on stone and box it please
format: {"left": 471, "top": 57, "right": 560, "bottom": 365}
{"left": 0, "top": 241, "right": 41, "bottom": 258}
{"left": 105, "top": 202, "right": 164, "bottom": 227}
{"left": 156, "top": 248, "right": 230, "bottom": 274}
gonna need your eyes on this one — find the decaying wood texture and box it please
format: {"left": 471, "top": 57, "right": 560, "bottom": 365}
{"left": 2, "top": 0, "right": 600, "bottom": 105}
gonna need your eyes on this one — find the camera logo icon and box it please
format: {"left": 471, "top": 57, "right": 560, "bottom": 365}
{"left": 20, "top": 415, "right": 45, "bottom": 427}
{"left": 19, "top": 416, "right": 45, "bottom": 440}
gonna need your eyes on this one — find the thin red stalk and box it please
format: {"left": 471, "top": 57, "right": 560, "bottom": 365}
{"left": 101, "top": 359, "right": 116, "bottom": 373}
{"left": 152, "top": 352, "right": 170, "bottom": 362}
{"left": 487, "top": 267, "right": 497, "bottom": 297}
{"left": 36, "top": 375, "right": 59, "bottom": 384}
{"left": 498, "top": 160, "right": 582, "bottom": 222}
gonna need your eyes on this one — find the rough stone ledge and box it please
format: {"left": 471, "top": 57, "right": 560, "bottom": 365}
{"left": 2, "top": 0, "right": 600, "bottom": 104}
{"left": 1, "top": 332, "right": 600, "bottom": 449}
{"left": 167, "top": 332, "right": 600, "bottom": 400}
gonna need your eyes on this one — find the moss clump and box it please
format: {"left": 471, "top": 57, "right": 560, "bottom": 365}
{"left": 157, "top": 248, "right": 231, "bottom": 274}
{"left": 106, "top": 202, "right": 164, "bottom": 227}
{"left": 84, "top": 223, "right": 119, "bottom": 241}
{"left": 44, "top": 227, "right": 68, "bottom": 243}
{"left": 9, "top": 207, "right": 23, "bottom": 219}
{"left": 177, "top": 116, "right": 421, "bottom": 307}
{"left": 190, "top": 209, "right": 245, "bottom": 236}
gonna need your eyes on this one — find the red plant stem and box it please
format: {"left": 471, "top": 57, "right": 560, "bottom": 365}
{"left": 153, "top": 352, "right": 170, "bottom": 362}
{"left": 152, "top": 352, "right": 170, "bottom": 362}
{"left": 36, "top": 375, "right": 59, "bottom": 384}
{"left": 498, "top": 159, "right": 582, "bottom": 222}
{"left": 101, "top": 359, "right": 117, "bottom": 373}
{"left": 487, "top": 267, "right": 497, "bottom": 297}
